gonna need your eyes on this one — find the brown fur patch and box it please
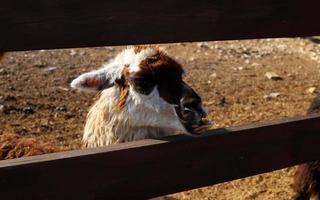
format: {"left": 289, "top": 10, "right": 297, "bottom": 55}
{"left": 293, "top": 161, "right": 320, "bottom": 199}
{"left": 116, "top": 65, "right": 130, "bottom": 112}
{"left": 293, "top": 96, "right": 320, "bottom": 199}
{"left": 138, "top": 49, "right": 184, "bottom": 78}
{"left": 135, "top": 49, "right": 185, "bottom": 104}
{"left": 117, "top": 47, "right": 185, "bottom": 110}
{"left": 0, "top": 132, "right": 61, "bottom": 160}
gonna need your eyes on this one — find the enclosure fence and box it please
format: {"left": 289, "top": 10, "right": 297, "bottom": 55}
{"left": 1, "top": 0, "right": 320, "bottom": 199}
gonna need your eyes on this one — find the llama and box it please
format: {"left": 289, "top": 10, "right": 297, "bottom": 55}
{"left": 71, "top": 46, "right": 209, "bottom": 148}
{"left": 293, "top": 95, "right": 320, "bottom": 200}
{"left": 0, "top": 132, "right": 61, "bottom": 160}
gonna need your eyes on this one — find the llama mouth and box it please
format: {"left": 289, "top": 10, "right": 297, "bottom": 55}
{"left": 184, "top": 118, "right": 211, "bottom": 136}
{"left": 174, "top": 105, "right": 211, "bottom": 136}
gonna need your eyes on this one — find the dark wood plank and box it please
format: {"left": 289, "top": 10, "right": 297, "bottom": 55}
{"left": 1, "top": 0, "right": 320, "bottom": 51}
{"left": 0, "top": 114, "right": 320, "bottom": 199}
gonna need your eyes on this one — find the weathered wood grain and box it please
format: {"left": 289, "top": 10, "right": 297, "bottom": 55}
{"left": 1, "top": 0, "right": 320, "bottom": 51}
{"left": 0, "top": 114, "right": 320, "bottom": 199}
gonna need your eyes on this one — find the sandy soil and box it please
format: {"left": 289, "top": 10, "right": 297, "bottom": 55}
{"left": 1, "top": 37, "right": 320, "bottom": 199}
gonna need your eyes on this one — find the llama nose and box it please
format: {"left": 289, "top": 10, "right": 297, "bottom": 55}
{"left": 198, "top": 107, "right": 207, "bottom": 118}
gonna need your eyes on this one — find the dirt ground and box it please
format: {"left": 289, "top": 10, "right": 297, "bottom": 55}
{"left": 1, "top": 37, "right": 320, "bottom": 199}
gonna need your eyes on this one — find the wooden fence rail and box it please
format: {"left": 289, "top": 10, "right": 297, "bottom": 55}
{"left": 1, "top": 0, "right": 320, "bottom": 51}
{"left": 1, "top": 114, "right": 320, "bottom": 199}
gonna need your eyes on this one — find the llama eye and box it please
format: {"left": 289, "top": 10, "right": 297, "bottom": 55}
{"left": 146, "top": 57, "right": 159, "bottom": 64}
{"left": 134, "top": 77, "right": 148, "bottom": 86}
{"left": 133, "top": 77, "right": 155, "bottom": 95}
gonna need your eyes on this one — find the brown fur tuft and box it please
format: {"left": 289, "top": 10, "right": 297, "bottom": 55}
{"left": 116, "top": 65, "right": 130, "bottom": 112}
{"left": 0, "top": 132, "right": 61, "bottom": 160}
{"left": 116, "top": 86, "right": 129, "bottom": 112}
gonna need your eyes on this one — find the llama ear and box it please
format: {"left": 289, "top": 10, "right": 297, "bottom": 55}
{"left": 70, "top": 69, "right": 113, "bottom": 92}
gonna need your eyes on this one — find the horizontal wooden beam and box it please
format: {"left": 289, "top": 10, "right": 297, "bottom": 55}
{"left": 1, "top": 114, "right": 320, "bottom": 199}
{"left": 1, "top": 0, "right": 320, "bottom": 51}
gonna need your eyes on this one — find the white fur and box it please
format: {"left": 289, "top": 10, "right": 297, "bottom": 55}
{"left": 71, "top": 47, "right": 161, "bottom": 91}
{"left": 70, "top": 68, "right": 108, "bottom": 92}
{"left": 70, "top": 48, "right": 133, "bottom": 91}
{"left": 82, "top": 87, "right": 186, "bottom": 148}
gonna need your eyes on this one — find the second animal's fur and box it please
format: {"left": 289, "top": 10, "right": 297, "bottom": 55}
{"left": 0, "top": 132, "right": 60, "bottom": 160}
{"left": 293, "top": 95, "right": 320, "bottom": 200}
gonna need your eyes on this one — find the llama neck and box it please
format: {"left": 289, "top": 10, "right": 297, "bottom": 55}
{"left": 82, "top": 89, "right": 175, "bottom": 148}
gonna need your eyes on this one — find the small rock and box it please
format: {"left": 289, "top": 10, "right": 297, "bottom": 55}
{"left": 55, "top": 106, "right": 67, "bottom": 112}
{"left": 0, "top": 105, "right": 5, "bottom": 113}
{"left": 0, "top": 68, "right": 7, "bottom": 75}
{"left": 238, "top": 67, "right": 244, "bottom": 71}
{"left": 57, "top": 87, "right": 69, "bottom": 91}
{"left": 43, "top": 66, "right": 57, "bottom": 73}
{"left": 307, "top": 87, "right": 316, "bottom": 94}
{"left": 264, "top": 92, "right": 281, "bottom": 100}
{"left": 22, "top": 107, "right": 35, "bottom": 114}
{"left": 251, "top": 63, "right": 259, "bottom": 67}
{"left": 269, "top": 92, "right": 281, "bottom": 98}
{"left": 203, "top": 101, "right": 215, "bottom": 106}
{"left": 8, "top": 86, "right": 15, "bottom": 91}
{"left": 210, "top": 73, "right": 217, "bottom": 79}
{"left": 189, "top": 57, "right": 195, "bottom": 61}
{"left": 0, "top": 105, "right": 16, "bottom": 114}
{"left": 265, "top": 72, "right": 283, "bottom": 80}
{"left": 197, "top": 42, "right": 210, "bottom": 49}
{"left": 70, "top": 49, "right": 77, "bottom": 56}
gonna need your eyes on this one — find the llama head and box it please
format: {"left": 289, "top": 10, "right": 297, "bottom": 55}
{"left": 71, "top": 46, "right": 209, "bottom": 135}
